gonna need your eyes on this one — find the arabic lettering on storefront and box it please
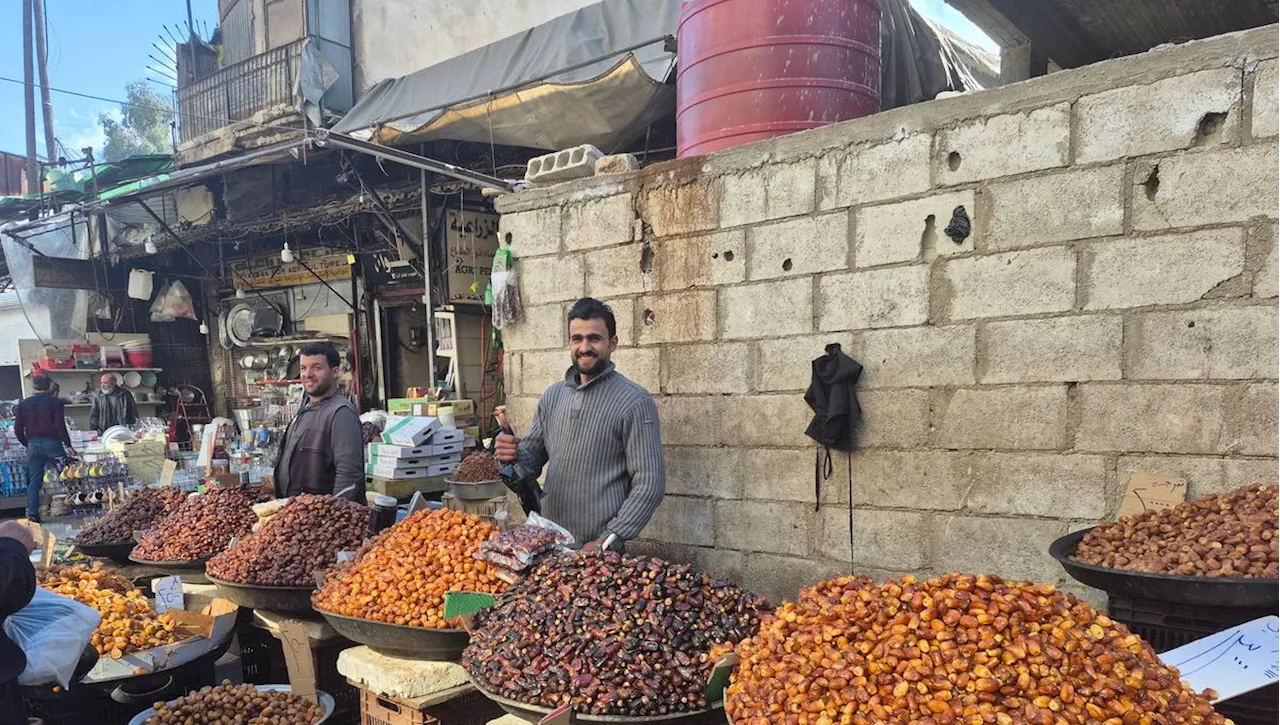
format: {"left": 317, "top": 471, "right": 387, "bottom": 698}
{"left": 446, "top": 209, "right": 500, "bottom": 303}
{"left": 230, "top": 249, "right": 352, "bottom": 290}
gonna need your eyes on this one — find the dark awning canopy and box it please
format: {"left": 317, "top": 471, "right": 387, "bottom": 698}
{"left": 332, "top": 0, "right": 681, "bottom": 152}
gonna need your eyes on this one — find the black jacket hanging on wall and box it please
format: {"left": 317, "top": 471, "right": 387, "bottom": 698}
{"left": 803, "top": 343, "right": 864, "bottom": 510}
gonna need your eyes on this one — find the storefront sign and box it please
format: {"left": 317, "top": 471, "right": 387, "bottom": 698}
{"left": 229, "top": 249, "right": 351, "bottom": 290}
{"left": 446, "top": 209, "right": 499, "bottom": 304}
{"left": 32, "top": 256, "right": 100, "bottom": 290}
{"left": 367, "top": 252, "right": 422, "bottom": 288}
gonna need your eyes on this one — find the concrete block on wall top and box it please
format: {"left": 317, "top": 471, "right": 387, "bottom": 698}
{"left": 524, "top": 144, "right": 604, "bottom": 184}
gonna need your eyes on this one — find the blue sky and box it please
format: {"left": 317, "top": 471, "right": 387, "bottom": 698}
{"left": 0, "top": 0, "right": 994, "bottom": 161}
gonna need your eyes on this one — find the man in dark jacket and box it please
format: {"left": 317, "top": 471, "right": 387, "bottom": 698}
{"left": 274, "top": 342, "right": 364, "bottom": 503}
{"left": 0, "top": 519, "right": 36, "bottom": 724}
{"left": 14, "top": 374, "right": 76, "bottom": 523}
{"left": 89, "top": 373, "right": 138, "bottom": 434}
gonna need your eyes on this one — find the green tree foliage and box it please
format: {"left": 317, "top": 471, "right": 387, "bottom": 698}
{"left": 99, "top": 81, "right": 174, "bottom": 161}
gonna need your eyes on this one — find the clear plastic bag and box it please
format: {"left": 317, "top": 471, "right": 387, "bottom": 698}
{"left": 4, "top": 587, "right": 101, "bottom": 688}
{"left": 149, "top": 279, "right": 197, "bottom": 322}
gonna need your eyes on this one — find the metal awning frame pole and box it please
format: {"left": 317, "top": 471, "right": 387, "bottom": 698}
{"left": 313, "top": 130, "right": 516, "bottom": 192}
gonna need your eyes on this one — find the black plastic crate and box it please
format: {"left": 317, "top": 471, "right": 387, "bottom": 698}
{"left": 236, "top": 622, "right": 360, "bottom": 724}
{"left": 25, "top": 656, "right": 219, "bottom": 725}
{"left": 1109, "top": 594, "right": 1277, "bottom": 725}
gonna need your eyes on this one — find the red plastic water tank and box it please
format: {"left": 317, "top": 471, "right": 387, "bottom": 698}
{"left": 676, "top": 0, "right": 882, "bottom": 158}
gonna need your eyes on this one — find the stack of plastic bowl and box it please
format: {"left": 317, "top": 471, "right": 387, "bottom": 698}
{"left": 121, "top": 340, "right": 153, "bottom": 368}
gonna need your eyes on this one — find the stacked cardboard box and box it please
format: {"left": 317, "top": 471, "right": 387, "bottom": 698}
{"left": 385, "top": 399, "right": 481, "bottom": 440}
{"left": 366, "top": 417, "right": 465, "bottom": 479}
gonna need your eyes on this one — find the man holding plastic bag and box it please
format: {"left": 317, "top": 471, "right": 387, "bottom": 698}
{"left": 0, "top": 521, "right": 36, "bottom": 724}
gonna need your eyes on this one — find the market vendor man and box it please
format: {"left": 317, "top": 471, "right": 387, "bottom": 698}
{"left": 90, "top": 372, "right": 138, "bottom": 434}
{"left": 496, "top": 298, "right": 665, "bottom": 551}
{"left": 274, "top": 342, "right": 365, "bottom": 503}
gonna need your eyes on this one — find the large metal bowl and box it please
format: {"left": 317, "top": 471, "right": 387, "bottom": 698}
{"left": 74, "top": 540, "right": 137, "bottom": 563}
{"left": 127, "top": 554, "right": 211, "bottom": 583}
{"left": 314, "top": 607, "right": 470, "bottom": 660}
{"left": 205, "top": 573, "right": 317, "bottom": 614}
{"left": 446, "top": 478, "right": 508, "bottom": 500}
{"left": 128, "top": 685, "right": 334, "bottom": 725}
{"left": 473, "top": 683, "right": 725, "bottom": 724}
{"left": 1050, "top": 527, "right": 1279, "bottom": 607}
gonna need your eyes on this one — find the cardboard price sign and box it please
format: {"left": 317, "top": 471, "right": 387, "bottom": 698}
{"left": 279, "top": 620, "right": 319, "bottom": 703}
{"left": 39, "top": 530, "right": 56, "bottom": 568}
{"left": 154, "top": 575, "right": 184, "bottom": 613}
{"left": 160, "top": 459, "right": 178, "bottom": 487}
{"left": 1118, "top": 473, "right": 1188, "bottom": 520}
{"left": 1159, "top": 616, "right": 1279, "bottom": 703}
{"left": 705, "top": 652, "right": 740, "bottom": 704}
{"left": 539, "top": 703, "right": 572, "bottom": 725}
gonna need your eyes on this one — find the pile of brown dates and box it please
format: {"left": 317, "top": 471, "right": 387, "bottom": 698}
{"left": 134, "top": 485, "right": 271, "bottom": 562}
{"left": 207, "top": 494, "right": 369, "bottom": 587}
{"left": 462, "top": 551, "right": 769, "bottom": 716}
{"left": 76, "top": 486, "right": 188, "bottom": 545}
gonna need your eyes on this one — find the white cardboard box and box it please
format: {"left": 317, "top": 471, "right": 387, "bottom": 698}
{"left": 430, "top": 428, "right": 465, "bottom": 444}
{"left": 381, "top": 416, "right": 441, "bottom": 447}
{"left": 365, "top": 462, "right": 428, "bottom": 479}
{"left": 427, "top": 462, "right": 460, "bottom": 477}
{"left": 372, "top": 452, "right": 462, "bottom": 470}
{"left": 366, "top": 441, "right": 463, "bottom": 459}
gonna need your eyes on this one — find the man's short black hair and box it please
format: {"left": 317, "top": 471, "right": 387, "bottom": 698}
{"left": 298, "top": 341, "right": 341, "bottom": 368}
{"left": 567, "top": 297, "right": 616, "bottom": 338}
{"left": 32, "top": 374, "right": 52, "bottom": 392}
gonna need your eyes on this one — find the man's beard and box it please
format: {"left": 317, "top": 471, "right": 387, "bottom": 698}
{"left": 574, "top": 354, "right": 607, "bottom": 377}
{"left": 307, "top": 378, "right": 335, "bottom": 397}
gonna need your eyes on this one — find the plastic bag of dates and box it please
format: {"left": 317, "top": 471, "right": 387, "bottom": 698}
{"left": 723, "top": 572, "right": 1229, "bottom": 725}
{"left": 75, "top": 486, "right": 188, "bottom": 546}
{"left": 462, "top": 551, "right": 770, "bottom": 716}
{"left": 133, "top": 485, "right": 272, "bottom": 562}
{"left": 207, "top": 494, "right": 370, "bottom": 587}
{"left": 1074, "top": 482, "right": 1278, "bottom": 578}
{"left": 312, "top": 508, "right": 507, "bottom": 628}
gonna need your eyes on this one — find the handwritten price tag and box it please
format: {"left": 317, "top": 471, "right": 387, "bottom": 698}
{"left": 1118, "top": 473, "right": 1188, "bottom": 520}
{"left": 539, "top": 703, "right": 572, "bottom": 725}
{"left": 1159, "top": 616, "right": 1279, "bottom": 702}
{"left": 154, "top": 575, "right": 184, "bottom": 613}
{"left": 279, "top": 620, "right": 318, "bottom": 704}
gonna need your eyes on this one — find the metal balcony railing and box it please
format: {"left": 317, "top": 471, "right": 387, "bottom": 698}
{"left": 176, "top": 39, "right": 303, "bottom": 143}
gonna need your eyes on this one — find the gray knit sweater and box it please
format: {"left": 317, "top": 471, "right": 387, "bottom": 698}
{"left": 515, "top": 364, "right": 665, "bottom": 544}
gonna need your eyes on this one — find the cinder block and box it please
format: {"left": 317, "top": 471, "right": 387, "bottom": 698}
{"left": 594, "top": 153, "right": 639, "bottom": 175}
{"left": 1082, "top": 229, "right": 1246, "bottom": 310}
{"left": 500, "top": 303, "right": 564, "bottom": 352}
{"left": 979, "top": 315, "right": 1122, "bottom": 383}
{"left": 754, "top": 334, "right": 854, "bottom": 393}
{"left": 934, "top": 386, "right": 1069, "bottom": 450}
{"left": 519, "top": 350, "right": 570, "bottom": 394}
{"left": 1075, "top": 383, "right": 1229, "bottom": 454}
{"left": 986, "top": 166, "right": 1125, "bottom": 250}
{"left": 715, "top": 500, "right": 812, "bottom": 557}
{"left": 965, "top": 453, "right": 1108, "bottom": 519}
{"left": 935, "top": 516, "right": 1068, "bottom": 582}
{"left": 563, "top": 194, "right": 635, "bottom": 251}
{"left": 600, "top": 296, "right": 635, "bottom": 347}
{"left": 940, "top": 247, "right": 1075, "bottom": 321}
{"left": 838, "top": 450, "right": 973, "bottom": 509}
{"left": 743, "top": 553, "right": 842, "bottom": 604}
{"left": 642, "top": 496, "right": 715, "bottom": 547}
{"left": 857, "top": 389, "right": 930, "bottom": 449}
{"left": 817, "top": 507, "right": 931, "bottom": 570}
{"left": 855, "top": 191, "right": 976, "bottom": 268}
{"left": 1132, "top": 144, "right": 1279, "bottom": 231}
{"left": 719, "top": 278, "right": 812, "bottom": 339}
{"left": 746, "top": 214, "right": 850, "bottom": 281}
{"left": 654, "top": 396, "right": 720, "bottom": 446}
{"left": 661, "top": 342, "right": 749, "bottom": 395}
{"left": 1075, "top": 69, "right": 1242, "bottom": 163}
{"left": 1256, "top": 223, "right": 1278, "bottom": 298}
{"left": 336, "top": 647, "right": 470, "bottom": 699}
{"left": 935, "top": 103, "right": 1069, "bottom": 184}
{"left": 518, "top": 254, "right": 584, "bottom": 304}
{"left": 663, "top": 447, "right": 743, "bottom": 499}
{"left": 584, "top": 244, "right": 654, "bottom": 297}
{"left": 1235, "top": 383, "right": 1279, "bottom": 457}
{"left": 636, "top": 290, "right": 716, "bottom": 344}
{"left": 655, "top": 230, "right": 746, "bottom": 289}
{"left": 1115, "top": 455, "right": 1244, "bottom": 502}
{"left": 853, "top": 325, "right": 976, "bottom": 388}
{"left": 505, "top": 353, "right": 522, "bottom": 397}
{"left": 740, "top": 449, "right": 819, "bottom": 503}
{"left": 818, "top": 266, "right": 930, "bottom": 332}
{"left": 719, "top": 159, "right": 815, "bottom": 228}
{"left": 1253, "top": 59, "right": 1279, "bottom": 138}
{"left": 1126, "top": 307, "right": 1278, "bottom": 380}
{"left": 524, "top": 144, "right": 604, "bottom": 183}
{"left": 500, "top": 207, "right": 561, "bottom": 257}
{"left": 720, "top": 395, "right": 813, "bottom": 448}
{"left": 817, "top": 133, "right": 932, "bottom": 210}
{"left": 610, "top": 347, "right": 660, "bottom": 393}
{"left": 642, "top": 183, "right": 718, "bottom": 237}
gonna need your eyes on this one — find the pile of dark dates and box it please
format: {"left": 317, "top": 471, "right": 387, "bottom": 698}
{"left": 208, "top": 494, "right": 369, "bottom": 587}
{"left": 462, "top": 550, "right": 769, "bottom": 716}
{"left": 134, "top": 485, "right": 272, "bottom": 562}
{"left": 76, "top": 486, "right": 188, "bottom": 545}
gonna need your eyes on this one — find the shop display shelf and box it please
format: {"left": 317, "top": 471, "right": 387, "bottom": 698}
{"left": 1049, "top": 527, "right": 1277, "bottom": 608}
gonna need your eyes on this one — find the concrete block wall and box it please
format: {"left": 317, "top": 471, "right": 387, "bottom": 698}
{"left": 494, "top": 27, "right": 1280, "bottom": 604}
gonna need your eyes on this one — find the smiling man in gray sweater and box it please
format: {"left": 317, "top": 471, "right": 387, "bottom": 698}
{"left": 496, "top": 298, "right": 665, "bottom": 551}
